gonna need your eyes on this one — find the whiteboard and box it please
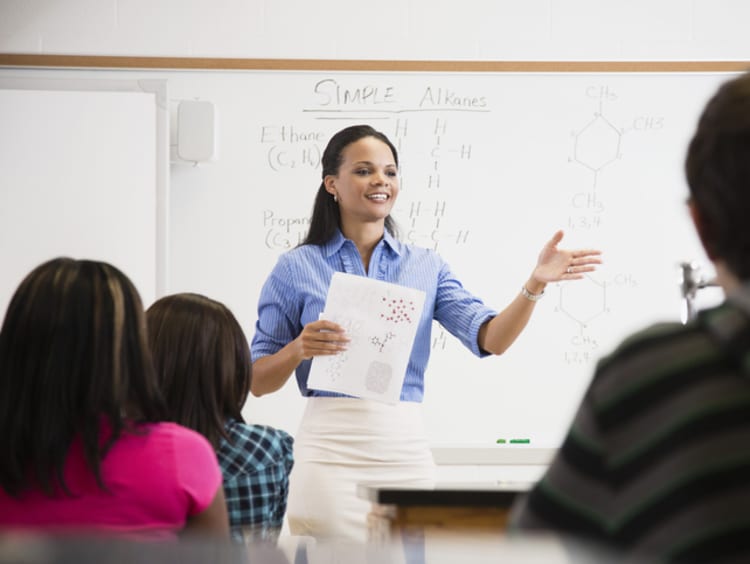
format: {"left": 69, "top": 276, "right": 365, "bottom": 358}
{"left": 0, "top": 67, "right": 733, "bottom": 450}
{"left": 0, "top": 77, "right": 169, "bottom": 315}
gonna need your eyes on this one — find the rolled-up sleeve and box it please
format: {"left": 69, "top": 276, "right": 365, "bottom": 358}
{"left": 433, "top": 262, "right": 497, "bottom": 357}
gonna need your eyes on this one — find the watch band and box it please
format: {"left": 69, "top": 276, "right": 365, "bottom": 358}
{"left": 521, "top": 285, "right": 544, "bottom": 302}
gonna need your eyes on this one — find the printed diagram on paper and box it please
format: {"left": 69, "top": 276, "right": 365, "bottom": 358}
{"left": 308, "top": 272, "right": 426, "bottom": 404}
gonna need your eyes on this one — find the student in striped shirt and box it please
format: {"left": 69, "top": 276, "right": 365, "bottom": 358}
{"left": 511, "top": 70, "right": 750, "bottom": 563}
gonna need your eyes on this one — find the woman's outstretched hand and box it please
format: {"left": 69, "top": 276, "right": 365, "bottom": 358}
{"left": 533, "top": 230, "right": 602, "bottom": 283}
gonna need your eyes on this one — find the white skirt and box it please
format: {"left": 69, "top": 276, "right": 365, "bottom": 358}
{"left": 286, "top": 397, "right": 436, "bottom": 542}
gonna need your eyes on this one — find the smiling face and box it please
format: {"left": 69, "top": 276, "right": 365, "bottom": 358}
{"left": 324, "top": 136, "right": 399, "bottom": 232}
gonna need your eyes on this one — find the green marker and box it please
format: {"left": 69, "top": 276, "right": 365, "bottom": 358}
{"left": 495, "top": 438, "right": 506, "bottom": 444}
{"left": 509, "top": 439, "right": 531, "bottom": 444}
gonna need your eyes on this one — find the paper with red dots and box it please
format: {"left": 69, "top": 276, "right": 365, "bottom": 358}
{"left": 308, "top": 272, "right": 426, "bottom": 404}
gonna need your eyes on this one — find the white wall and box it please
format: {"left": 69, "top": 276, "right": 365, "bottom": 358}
{"left": 2, "top": 0, "right": 750, "bottom": 61}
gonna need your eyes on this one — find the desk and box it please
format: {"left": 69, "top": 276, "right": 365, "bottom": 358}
{"left": 357, "top": 482, "right": 531, "bottom": 543}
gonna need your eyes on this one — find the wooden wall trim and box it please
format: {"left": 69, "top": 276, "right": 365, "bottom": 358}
{"left": 1, "top": 54, "right": 749, "bottom": 73}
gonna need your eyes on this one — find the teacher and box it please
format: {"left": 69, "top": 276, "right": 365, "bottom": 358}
{"left": 250, "top": 124, "right": 601, "bottom": 541}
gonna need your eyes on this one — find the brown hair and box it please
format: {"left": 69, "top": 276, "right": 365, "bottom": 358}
{"left": 685, "top": 71, "right": 750, "bottom": 280}
{"left": 146, "top": 293, "right": 252, "bottom": 449}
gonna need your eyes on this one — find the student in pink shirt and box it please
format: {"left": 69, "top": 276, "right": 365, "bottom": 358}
{"left": 0, "top": 258, "right": 230, "bottom": 540}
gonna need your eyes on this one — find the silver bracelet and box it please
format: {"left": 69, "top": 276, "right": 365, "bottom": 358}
{"left": 521, "top": 285, "right": 544, "bottom": 302}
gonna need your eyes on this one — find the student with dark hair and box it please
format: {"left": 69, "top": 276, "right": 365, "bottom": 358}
{"left": 250, "top": 124, "right": 602, "bottom": 540}
{"left": 0, "top": 258, "right": 229, "bottom": 539}
{"left": 146, "top": 293, "right": 293, "bottom": 543}
{"left": 511, "top": 70, "right": 750, "bottom": 563}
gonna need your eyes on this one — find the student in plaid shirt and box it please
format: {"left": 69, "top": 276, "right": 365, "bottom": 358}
{"left": 147, "top": 292, "right": 293, "bottom": 543}
{"left": 219, "top": 419, "right": 293, "bottom": 542}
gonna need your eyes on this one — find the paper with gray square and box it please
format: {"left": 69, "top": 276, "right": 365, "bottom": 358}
{"left": 308, "top": 272, "right": 426, "bottom": 404}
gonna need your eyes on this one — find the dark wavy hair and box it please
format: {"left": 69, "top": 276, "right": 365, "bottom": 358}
{"left": 686, "top": 71, "right": 750, "bottom": 280}
{"left": 302, "top": 124, "right": 400, "bottom": 246}
{"left": 146, "top": 293, "right": 252, "bottom": 450}
{"left": 0, "top": 258, "right": 165, "bottom": 497}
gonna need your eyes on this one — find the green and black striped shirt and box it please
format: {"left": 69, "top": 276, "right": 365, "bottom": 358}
{"left": 512, "top": 290, "right": 750, "bottom": 563}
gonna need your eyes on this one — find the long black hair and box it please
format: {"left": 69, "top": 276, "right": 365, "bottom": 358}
{"left": 302, "top": 124, "right": 400, "bottom": 246}
{"left": 0, "top": 258, "right": 166, "bottom": 497}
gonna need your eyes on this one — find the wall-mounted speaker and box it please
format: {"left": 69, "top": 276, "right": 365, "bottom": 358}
{"left": 177, "top": 100, "right": 217, "bottom": 162}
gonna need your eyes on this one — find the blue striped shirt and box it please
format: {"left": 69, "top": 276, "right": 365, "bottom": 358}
{"left": 251, "top": 229, "right": 497, "bottom": 402}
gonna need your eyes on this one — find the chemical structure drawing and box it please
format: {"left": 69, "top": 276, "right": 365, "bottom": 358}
{"left": 566, "top": 86, "right": 627, "bottom": 233}
{"left": 323, "top": 318, "right": 363, "bottom": 381}
{"left": 391, "top": 117, "right": 473, "bottom": 194}
{"left": 389, "top": 116, "right": 478, "bottom": 252}
{"left": 426, "top": 118, "right": 473, "bottom": 192}
{"left": 402, "top": 199, "right": 470, "bottom": 252}
{"left": 371, "top": 331, "right": 396, "bottom": 353}
{"left": 325, "top": 350, "right": 348, "bottom": 381}
{"left": 555, "top": 276, "right": 608, "bottom": 366}
{"left": 569, "top": 86, "right": 625, "bottom": 191}
{"left": 555, "top": 272, "right": 638, "bottom": 364}
{"left": 555, "top": 275, "right": 610, "bottom": 331}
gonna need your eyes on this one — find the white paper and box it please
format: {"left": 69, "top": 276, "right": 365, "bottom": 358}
{"left": 307, "top": 272, "right": 426, "bottom": 404}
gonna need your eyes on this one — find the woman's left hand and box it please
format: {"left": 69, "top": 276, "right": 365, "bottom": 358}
{"left": 533, "top": 230, "right": 602, "bottom": 283}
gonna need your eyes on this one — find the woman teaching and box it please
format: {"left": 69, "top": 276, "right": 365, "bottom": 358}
{"left": 250, "top": 124, "right": 602, "bottom": 541}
